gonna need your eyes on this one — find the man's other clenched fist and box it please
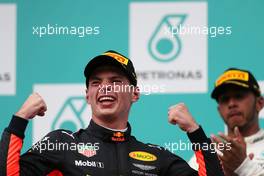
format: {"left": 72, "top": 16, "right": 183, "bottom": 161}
{"left": 168, "top": 103, "right": 199, "bottom": 133}
{"left": 15, "top": 93, "right": 47, "bottom": 120}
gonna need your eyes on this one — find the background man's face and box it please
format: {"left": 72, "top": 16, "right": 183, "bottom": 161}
{"left": 217, "top": 88, "right": 259, "bottom": 130}
{"left": 86, "top": 65, "right": 139, "bottom": 121}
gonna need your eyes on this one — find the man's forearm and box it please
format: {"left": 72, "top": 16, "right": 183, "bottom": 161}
{"left": 0, "top": 115, "right": 28, "bottom": 176}
{"left": 187, "top": 126, "right": 224, "bottom": 176}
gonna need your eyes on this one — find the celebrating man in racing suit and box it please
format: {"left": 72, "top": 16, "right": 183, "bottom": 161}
{"left": 0, "top": 50, "right": 224, "bottom": 176}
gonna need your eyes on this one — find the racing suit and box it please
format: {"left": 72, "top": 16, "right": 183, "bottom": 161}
{"left": 0, "top": 115, "right": 224, "bottom": 176}
{"left": 189, "top": 129, "right": 264, "bottom": 176}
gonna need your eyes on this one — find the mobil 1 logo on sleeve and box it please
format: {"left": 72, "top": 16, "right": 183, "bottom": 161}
{"left": 32, "top": 84, "right": 92, "bottom": 144}
{"left": 130, "top": 2, "right": 207, "bottom": 93}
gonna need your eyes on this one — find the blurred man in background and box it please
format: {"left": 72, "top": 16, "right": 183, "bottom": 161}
{"left": 189, "top": 68, "right": 264, "bottom": 176}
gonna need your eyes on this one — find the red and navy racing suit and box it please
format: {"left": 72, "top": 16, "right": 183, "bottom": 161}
{"left": 0, "top": 115, "right": 224, "bottom": 176}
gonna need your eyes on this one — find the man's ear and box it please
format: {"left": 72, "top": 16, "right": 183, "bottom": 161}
{"left": 132, "top": 86, "right": 140, "bottom": 103}
{"left": 85, "top": 89, "right": 91, "bottom": 104}
{"left": 256, "top": 96, "right": 264, "bottom": 112}
{"left": 217, "top": 104, "right": 224, "bottom": 118}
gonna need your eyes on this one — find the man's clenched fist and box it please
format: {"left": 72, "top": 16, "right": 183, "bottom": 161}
{"left": 168, "top": 103, "right": 199, "bottom": 133}
{"left": 15, "top": 93, "right": 47, "bottom": 120}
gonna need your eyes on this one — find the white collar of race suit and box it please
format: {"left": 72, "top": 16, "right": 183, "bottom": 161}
{"left": 244, "top": 129, "right": 264, "bottom": 144}
{"left": 97, "top": 123, "right": 128, "bottom": 132}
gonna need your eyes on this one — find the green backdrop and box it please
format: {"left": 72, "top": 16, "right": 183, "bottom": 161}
{"left": 0, "top": 0, "right": 264, "bottom": 161}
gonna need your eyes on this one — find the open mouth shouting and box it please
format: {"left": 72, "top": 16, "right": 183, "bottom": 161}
{"left": 97, "top": 95, "right": 116, "bottom": 107}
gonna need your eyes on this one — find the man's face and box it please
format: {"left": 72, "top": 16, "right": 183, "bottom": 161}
{"left": 217, "top": 87, "right": 263, "bottom": 130}
{"left": 85, "top": 65, "right": 139, "bottom": 121}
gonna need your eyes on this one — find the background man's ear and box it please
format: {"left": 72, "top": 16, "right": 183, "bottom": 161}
{"left": 217, "top": 105, "right": 224, "bottom": 118}
{"left": 256, "top": 96, "right": 264, "bottom": 112}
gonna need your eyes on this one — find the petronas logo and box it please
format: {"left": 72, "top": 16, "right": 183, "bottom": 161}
{"left": 52, "top": 97, "right": 89, "bottom": 131}
{"left": 148, "top": 14, "right": 187, "bottom": 62}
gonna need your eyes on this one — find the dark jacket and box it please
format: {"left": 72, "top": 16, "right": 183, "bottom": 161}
{"left": 0, "top": 115, "right": 224, "bottom": 176}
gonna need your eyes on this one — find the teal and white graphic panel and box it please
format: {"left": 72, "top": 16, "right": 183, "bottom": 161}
{"left": 0, "top": 4, "right": 16, "bottom": 95}
{"left": 32, "top": 84, "right": 91, "bottom": 143}
{"left": 0, "top": 0, "right": 263, "bottom": 159}
{"left": 130, "top": 2, "right": 207, "bottom": 93}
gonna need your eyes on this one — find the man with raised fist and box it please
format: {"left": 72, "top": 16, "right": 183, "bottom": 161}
{"left": 15, "top": 93, "right": 47, "bottom": 119}
{"left": 0, "top": 50, "right": 224, "bottom": 176}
